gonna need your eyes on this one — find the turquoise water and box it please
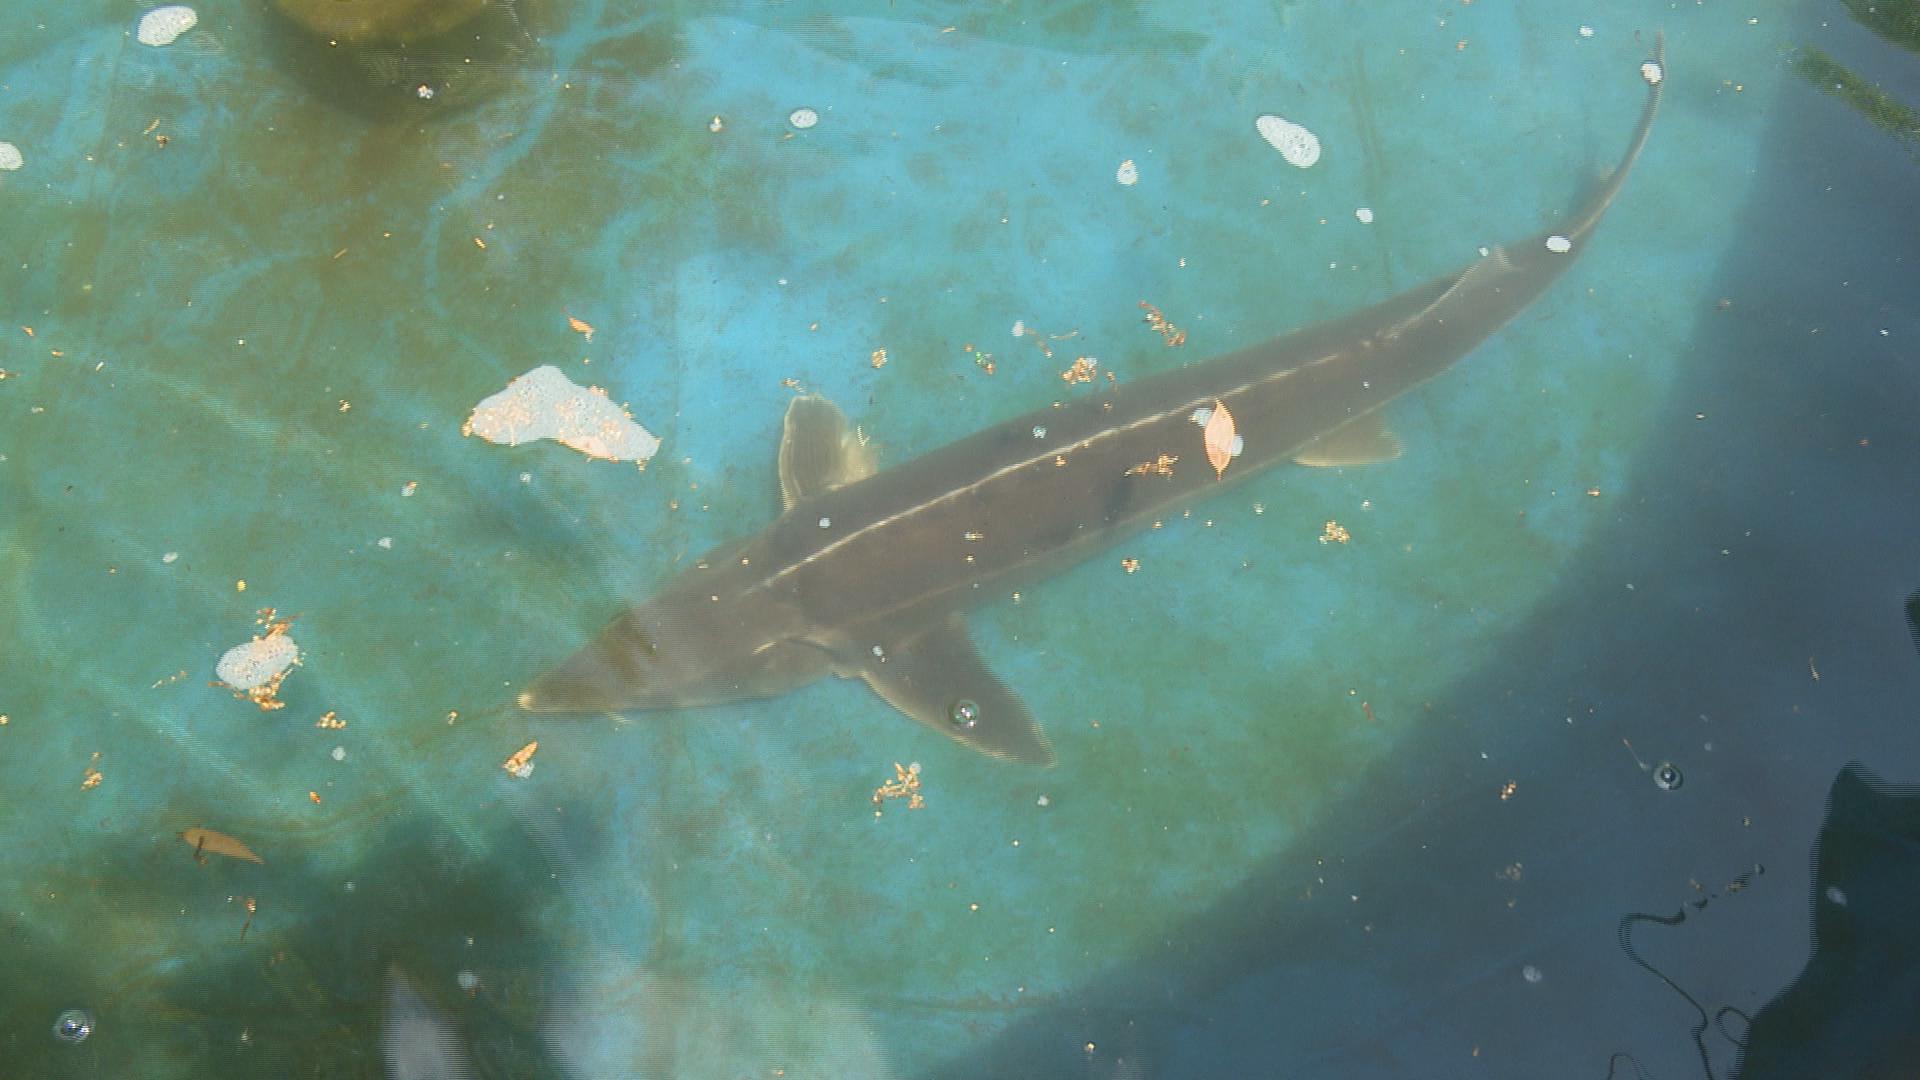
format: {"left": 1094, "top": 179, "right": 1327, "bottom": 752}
{"left": 5, "top": 2, "right": 1916, "bottom": 1077}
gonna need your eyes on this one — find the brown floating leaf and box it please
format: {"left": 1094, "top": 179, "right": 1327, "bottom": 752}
{"left": 1203, "top": 399, "right": 1237, "bottom": 479}
{"left": 181, "top": 826, "right": 264, "bottom": 865}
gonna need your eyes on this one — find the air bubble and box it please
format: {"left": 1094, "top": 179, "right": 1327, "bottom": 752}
{"left": 949, "top": 699, "right": 980, "bottom": 728}
{"left": 1652, "top": 762, "right": 1683, "bottom": 791}
{"left": 52, "top": 1009, "right": 92, "bottom": 1043}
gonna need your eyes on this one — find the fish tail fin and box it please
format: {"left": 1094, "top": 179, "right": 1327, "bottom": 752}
{"left": 1565, "top": 32, "right": 1665, "bottom": 244}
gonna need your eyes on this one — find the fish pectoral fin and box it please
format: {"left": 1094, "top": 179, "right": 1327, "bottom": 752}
{"left": 1294, "top": 412, "right": 1403, "bottom": 467}
{"left": 852, "top": 613, "right": 1055, "bottom": 765}
{"left": 778, "top": 395, "right": 878, "bottom": 511}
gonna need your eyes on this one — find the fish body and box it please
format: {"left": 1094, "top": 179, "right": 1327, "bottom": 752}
{"left": 520, "top": 47, "right": 1665, "bottom": 764}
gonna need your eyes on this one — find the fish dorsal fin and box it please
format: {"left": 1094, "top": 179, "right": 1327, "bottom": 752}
{"left": 844, "top": 613, "right": 1055, "bottom": 765}
{"left": 1294, "top": 412, "right": 1402, "bottom": 467}
{"left": 778, "top": 395, "right": 878, "bottom": 510}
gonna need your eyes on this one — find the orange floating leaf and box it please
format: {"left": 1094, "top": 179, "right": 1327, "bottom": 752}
{"left": 1202, "top": 399, "right": 1237, "bottom": 479}
{"left": 503, "top": 740, "right": 538, "bottom": 777}
{"left": 180, "top": 826, "right": 265, "bottom": 865}
{"left": 566, "top": 315, "right": 594, "bottom": 342}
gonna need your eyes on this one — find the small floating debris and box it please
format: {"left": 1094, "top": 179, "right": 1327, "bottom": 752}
{"left": 1641, "top": 61, "right": 1664, "bottom": 87}
{"left": 789, "top": 107, "right": 819, "bottom": 130}
{"left": 1320, "top": 520, "right": 1351, "bottom": 545}
{"left": 137, "top": 5, "right": 197, "bottom": 47}
{"left": 1354, "top": 206, "right": 1375, "bottom": 224}
{"left": 1116, "top": 158, "right": 1139, "bottom": 186}
{"left": 1544, "top": 234, "right": 1573, "bottom": 254}
{"left": 1255, "top": 114, "right": 1321, "bottom": 168}
{"left": 216, "top": 608, "right": 299, "bottom": 711}
{"left": 872, "top": 761, "right": 924, "bottom": 814}
{"left": 1139, "top": 301, "right": 1186, "bottom": 347}
{"left": 502, "top": 740, "right": 537, "bottom": 779}
{"left": 1124, "top": 452, "right": 1178, "bottom": 478}
{"left": 1578, "top": 25, "right": 1596, "bottom": 38}
{"left": 0, "top": 142, "right": 21, "bottom": 171}
{"left": 180, "top": 825, "right": 264, "bottom": 864}
{"left": 464, "top": 365, "right": 661, "bottom": 464}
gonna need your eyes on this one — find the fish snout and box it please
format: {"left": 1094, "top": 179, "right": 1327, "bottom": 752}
{"left": 517, "top": 610, "right": 671, "bottom": 714}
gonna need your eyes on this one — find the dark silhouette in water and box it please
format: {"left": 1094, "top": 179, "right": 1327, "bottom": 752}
{"left": 1736, "top": 765, "right": 1920, "bottom": 1076}
{"left": 1905, "top": 590, "right": 1919, "bottom": 657}
{"left": 260, "top": 0, "right": 547, "bottom": 118}
{"left": 1608, "top": 764, "right": 1920, "bottom": 1080}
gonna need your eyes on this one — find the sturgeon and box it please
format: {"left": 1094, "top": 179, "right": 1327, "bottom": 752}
{"left": 518, "top": 45, "right": 1664, "bottom": 764}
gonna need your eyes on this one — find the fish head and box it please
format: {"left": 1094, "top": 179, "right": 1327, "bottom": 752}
{"left": 517, "top": 565, "right": 830, "bottom": 715}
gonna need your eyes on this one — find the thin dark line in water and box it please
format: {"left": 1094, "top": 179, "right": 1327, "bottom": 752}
{"left": 1606, "top": 864, "right": 1763, "bottom": 1080}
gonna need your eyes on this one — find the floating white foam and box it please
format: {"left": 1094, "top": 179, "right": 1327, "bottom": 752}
{"left": 1641, "top": 61, "right": 1664, "bottom": 87}
{"left": 789, "top": 107, "right": 819, "bottom": 130}
{"left": 1355, "top": 206, "right": 1374, "bottom": 224}
{"left": 216, "top": 633, "right": 298, "bottom": 691}
{"left": 1116, "top": 158, "right": 1138, "bottom": 186}
{"left": 1545, "top": 234, "right": 1573, "bottom": 254}
{"left": 137, "top": 5, "right": 197, "bottom": 47}
{"left": 464, "top": 365, "right": 661, "bottom": 463}
{"left": 0, "top": 142, "right": 21, "bottom": 171}
{"left": 1255, "top": 115, "right": 1321, "bottom": 168}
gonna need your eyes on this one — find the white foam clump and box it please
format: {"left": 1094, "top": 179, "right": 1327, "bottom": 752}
{"left": 216, "top": 633, "right": 298, "bottom": 691}
{"left": 1255, "top": 115, "right": 1321, "bottom": 168}
{"left": 137, "top": 6, "right": 197, "bottom": 47}
{"left": 464, "top": 365, "right": 661, "bottom": 463}
{"left": 0, "top": 142, "right": 21, "bottom": 171}
{"left": 1544, "top": 234, "right": 1573, "bottom": 254}
{"left": 1116, "top": 159, "right": 1139, "bottom": 186}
